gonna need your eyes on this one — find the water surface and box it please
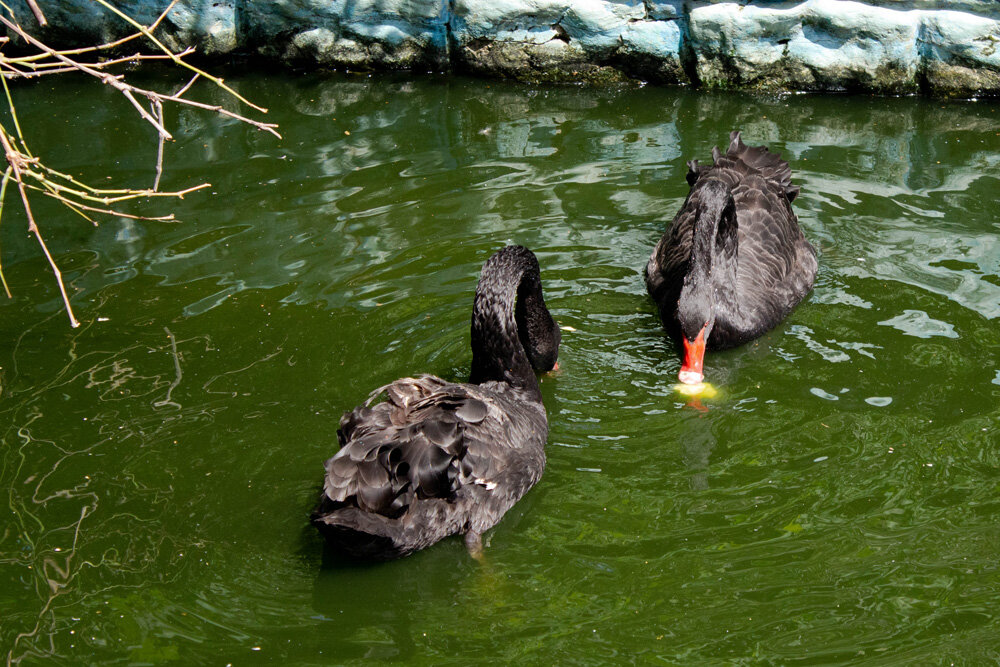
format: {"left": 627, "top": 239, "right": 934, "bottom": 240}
{"left": 2, "top": 73, "right": 999, "bottom": 664}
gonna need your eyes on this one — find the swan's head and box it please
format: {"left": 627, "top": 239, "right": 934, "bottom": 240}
{"left": 508, "top": 258, "right": 561, "bottom": 373}
{"left": 471, "top": 245, "right": 560, "bottom": 389}
{"left": 519, "top": 301, "right": 561, "bottom": 372}
{"left": 677, "top": 302, "right": 714, "bottom": 386}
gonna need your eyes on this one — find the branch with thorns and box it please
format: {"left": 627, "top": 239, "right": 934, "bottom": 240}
{"left": 0, "top": 0, "right": 281, "bottom": 327}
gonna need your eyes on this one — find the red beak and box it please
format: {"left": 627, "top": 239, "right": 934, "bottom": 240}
{"left": 679, "top": 325, "right": 706, "bottom": 385}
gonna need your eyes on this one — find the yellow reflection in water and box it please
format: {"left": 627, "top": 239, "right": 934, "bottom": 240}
{"left": 672, "top": 382, "right": 718, "bottom": 399}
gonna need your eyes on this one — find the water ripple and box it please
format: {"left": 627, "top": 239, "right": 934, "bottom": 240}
{"left": 2, "top": 75, "right": 999, "bottom": 664}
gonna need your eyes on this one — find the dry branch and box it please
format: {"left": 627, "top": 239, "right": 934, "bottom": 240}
{"left": 25, "top": 0, "right": 45, "bottom": 26}
{"left": 0, "top": 2, "right": 280, "bottom": 327}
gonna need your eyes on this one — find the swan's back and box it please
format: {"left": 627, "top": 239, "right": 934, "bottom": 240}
{"left": 312, "top": 375, "right": 547, "bottom": 560}
{"left": 647, "top": 131, "right": 816, "bottom": 346}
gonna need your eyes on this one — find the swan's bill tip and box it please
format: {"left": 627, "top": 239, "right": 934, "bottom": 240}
{"left": 678, "top": 370, "right": 704, "bottom": 385}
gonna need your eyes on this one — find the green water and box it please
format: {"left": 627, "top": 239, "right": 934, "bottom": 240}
{"left": 2, "top": 72, "right": 999, "bottom": 664}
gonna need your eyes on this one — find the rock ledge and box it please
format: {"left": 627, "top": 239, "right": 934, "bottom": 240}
{"left": 10, "top": 0, "right": 1000, "bottom": 96}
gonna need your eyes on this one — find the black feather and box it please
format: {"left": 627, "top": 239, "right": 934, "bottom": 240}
{"left": 454, "top": 398, "right": 488, "bottom": 424}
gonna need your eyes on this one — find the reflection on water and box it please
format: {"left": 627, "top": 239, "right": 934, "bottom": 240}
{"left": 1, "top": 73, "right": 999, "bottom": 663}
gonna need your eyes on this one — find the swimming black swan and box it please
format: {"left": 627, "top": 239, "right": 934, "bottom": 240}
{"left": 312, "top": 245, "right": 561, "bottom": 560}
{"left": 645, "top": 131, "right": 817, "bottom": 385}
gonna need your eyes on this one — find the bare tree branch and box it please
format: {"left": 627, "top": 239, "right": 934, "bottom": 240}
{"left": 0, "top": 15, "right": 281, "bottom": 139}
{"left": 0, "top": 129, "right": 78, "bottom": 326}
{"left": 25, "top": 0, "right": 45, "bottom": 26}
{"left": 1, "top": 49, "right": 196, "bottom": 79}
{"left": 0, "top": 2, "right": 280, "bottom": 325}
{"left": 90, "top": 0, "right": 269, "bottom": 114}
{"left": 0, "top": 166, "right": 13, "bottom": 298}
{"left": 2, "top": 0, "right": 181, "bottom": 67}
{"left": 152, "top": 99, "right": 165, "bottom": 190}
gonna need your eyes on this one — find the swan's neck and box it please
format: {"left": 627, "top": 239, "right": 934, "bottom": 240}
{"left": 469, "top": 248, "right": 545, "bottom": 399}
{"left": 684, "top": 182, "right": 741, "bottom": 317}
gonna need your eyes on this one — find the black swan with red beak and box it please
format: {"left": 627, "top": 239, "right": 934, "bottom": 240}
{"left": 645, "top": 131, "right": 817, "bottom": 384}
{"left": 312, "top": 246, "right": 561, "bottom": 560}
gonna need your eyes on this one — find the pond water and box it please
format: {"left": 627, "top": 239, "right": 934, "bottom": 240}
{"left": 2, "top": 72, "right": 999, "bottom": 664}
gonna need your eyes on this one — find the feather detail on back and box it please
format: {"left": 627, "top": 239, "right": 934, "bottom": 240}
{"left": 323, "top": 376, "right": 493, "bottom": 518}
{"left": 313, "top": 375, "right": 547, "bottom": 559}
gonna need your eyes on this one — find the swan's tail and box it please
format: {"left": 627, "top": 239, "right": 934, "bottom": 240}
{"left": 311, "top": 506, "right": 411, "bottom": 560}
{"left": 724, "top": 130, "right": 800, "bottom": 202}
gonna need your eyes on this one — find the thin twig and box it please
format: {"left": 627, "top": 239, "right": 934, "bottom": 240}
{"left": 90, "top": 0, "right": 269, "bottom": 113}
{"left": 147, "top": 0, "right": 183, "bottom": 33}
{"left": 159, "top": 92, "right": 280, "bottom": 137}
{"left": 0, "top": 0, "right": 278, "bottom": 326}
{"left": 29, "top": 156, "right": 200, "bottom": 198}
{"left": 153, "top": 100, "right": 165, "bottom": 190}
{"left": 0, "top": 71, "right": 28, "bottom": 152}
{"left": 45, "top": 194, "right": 97, "bottom": 225}
{"left": 174, "top": 73, "right": 199, "bottom": 99}
{"left": 2, "top": 50, "right": 195, "bottom": 79}
{"left": 119, "top": 86, "right": 172, "bottom": 139}
{"left": 0, "top": 16, "right": 175, "bottom": 138}
{"left": 23, "top": 197, "right": 79, "bottom": 327}
{"left": 25, "top": 0, "right": 46, "bottom": 26}
{"left": 1, "top": 0, "right": 179, "bottom": 71}
{"left": 27, "top": 175, "right": 211, "bottom": 204}
{"left": 8, "top": 184, "right": 78, "bottom": 327}
{"left": 1, "top": 22, "right": 148, "bottom": 63}
{"left": 37, "top": 190, "right": 182, "bottom": 220}
{"left": 0, "top": 129, "right": 78, "bottom": 325}
{"left": 0, "top": 166, "right": 12, "bottom": 298}
{"left": 0, "top": 16, "right": 280, "bottom": 138}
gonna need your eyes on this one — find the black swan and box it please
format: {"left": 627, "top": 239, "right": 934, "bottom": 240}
{"left": 312, "top": 245, "right": 561, "bottom": 560}
{"left": 645, "top": 131, "right": 817, "bottom": 385}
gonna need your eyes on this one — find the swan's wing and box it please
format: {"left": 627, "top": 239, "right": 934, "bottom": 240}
{"left": 731, "top": 172, "right": 817, "bottom": 315}
{"left": 704, "top": 131, "right": 811, "bottom": 293}
{"left": 652, "top": 131, "right": 795, "bottom": 283}
{"left": 733, "top": 185, "right": 799, "bottom": 289}
{"left": 321, "top": 376, "right": 512, "bottom": 518}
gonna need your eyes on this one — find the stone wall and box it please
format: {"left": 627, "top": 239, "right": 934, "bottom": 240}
{"left": 9, "top": 0, "right": 1000, "bottom": 95}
